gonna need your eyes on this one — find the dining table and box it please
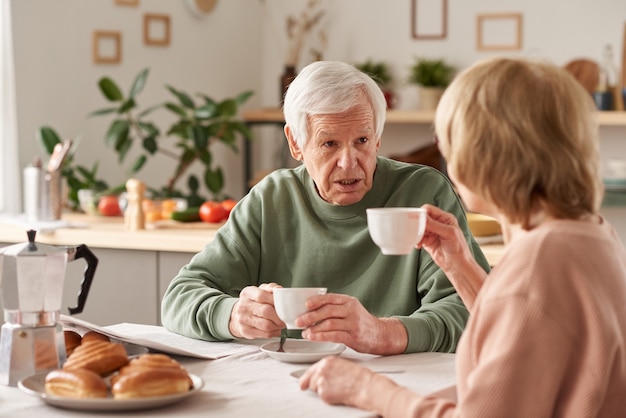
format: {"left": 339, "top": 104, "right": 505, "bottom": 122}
{"left": 0, "top": 334, "right": 457, "bottom": 418}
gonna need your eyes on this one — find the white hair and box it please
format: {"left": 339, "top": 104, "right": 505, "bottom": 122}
{"left": 283, "top": 61, "right": 387, "bottom": 148}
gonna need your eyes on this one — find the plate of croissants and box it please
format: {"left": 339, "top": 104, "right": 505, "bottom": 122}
{"left": 17, "top": 330, "right": 203, "bottom": 412}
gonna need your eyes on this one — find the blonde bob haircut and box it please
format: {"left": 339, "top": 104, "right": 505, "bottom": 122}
{"left": 435, "top": 57, "right": 603, "bottom": 230}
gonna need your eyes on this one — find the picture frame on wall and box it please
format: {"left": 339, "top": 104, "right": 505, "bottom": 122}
{"left": 92, "top": 31, "right": 121, "bottom": 64}
{"left": 143, "top": 13, "right": 171, "bottom": 46}
{"left": 114, "top": 0, "right": 139, "bottom": 6}
{"left": 476, "top": 13, "right": 523, "bottom": 51}
{"left": 411, "top": 0, "right": 447, "bottom": 40}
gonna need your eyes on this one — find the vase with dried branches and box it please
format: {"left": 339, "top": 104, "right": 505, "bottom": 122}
{"left": 280, "top": 0, "right": 326, "bottom": 103}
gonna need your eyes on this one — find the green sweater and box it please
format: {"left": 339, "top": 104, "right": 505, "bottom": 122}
{"left": 161, "top": 157, "right": 490, "bottom": 353}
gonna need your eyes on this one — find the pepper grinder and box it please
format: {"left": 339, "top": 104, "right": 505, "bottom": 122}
{"left": 125, "top": 178, "right": 146, "bottom": 230}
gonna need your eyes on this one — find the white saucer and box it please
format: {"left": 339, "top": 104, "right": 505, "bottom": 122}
{"left": 260, "top": 340, "right": 345, "bottom": 364}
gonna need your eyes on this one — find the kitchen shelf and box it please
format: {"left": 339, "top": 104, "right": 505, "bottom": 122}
{"left": 242, "top": 108, "right": 626, "bottom": 126}
{"left": 597, "top": 111, "right": 626, "bottom": 126}
{"left": 241, "top": 108, "right": 626, "bottom": 192}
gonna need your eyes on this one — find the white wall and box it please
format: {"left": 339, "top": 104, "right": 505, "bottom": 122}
{"left": 10, "top": 0, "right": 626, "bottom": 209}
{"left": 255, "top": 0, "right": 626, "bottom": 158}
{"left": 11, "top": 0, "right": 263, "bottom": 200}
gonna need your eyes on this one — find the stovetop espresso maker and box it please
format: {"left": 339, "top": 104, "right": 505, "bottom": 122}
{"left": 0, "top": 230, "right": 98, "bottom": 386}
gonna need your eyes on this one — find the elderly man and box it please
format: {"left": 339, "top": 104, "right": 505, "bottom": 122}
{"left": 161, "top": 60, "right": 490, "bottom": 355}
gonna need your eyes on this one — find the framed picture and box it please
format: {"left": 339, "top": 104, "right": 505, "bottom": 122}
{"left": 92, "top": 31, "right": 121, "bottom": 64}
{"left": 476, "top": 13, "right": 523, "bottom": 51}
{"left": 143, "top": 13, "right": 171, "bottom": 46}
{"left": 411, "top": 0, "right": 447, "bottom": 40}
{"left": 114, "top": 0, "right": 139, "bottom": 6}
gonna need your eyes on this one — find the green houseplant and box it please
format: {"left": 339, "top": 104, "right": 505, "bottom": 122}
{"left": 408, "top": 57, "right": 455, "bottom": 88}
{"left": 38, "top": 69, "right": 253, "bottom": 210}
{"left": 355, "top": 60, "right": 393, "bottom": 86}
{"left": 37, "top": 128, "right": 111, "bottom": 211}
{"left": 408, "top": 57, "right": 456, "bottom": 110}
{"left": 92, "top": 68, "right": 253, "bottom": 205}
{"left": 355, "top": 60, "right": 395, "bottom": 109}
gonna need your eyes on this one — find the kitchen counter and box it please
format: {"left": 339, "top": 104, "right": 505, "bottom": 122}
{"left": 0, "top": 213, "right": 220, "bottom": 253}
{"left": 0, "top": 213, "right": 503, "bottom": 326}
{"left": 0, "top": 212, "right": 504, "bottom": 265}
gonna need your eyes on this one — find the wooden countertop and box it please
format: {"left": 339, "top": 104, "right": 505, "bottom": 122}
{"left": 0, "top": 213, "right": 504, "bottom": 265}
{"left": 0, "top": 213, "right": 220, "bottom": 253}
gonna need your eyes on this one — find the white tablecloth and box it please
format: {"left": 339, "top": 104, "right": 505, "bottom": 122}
{"left": 0, "top": 340, "right": 456, "bottom": 417}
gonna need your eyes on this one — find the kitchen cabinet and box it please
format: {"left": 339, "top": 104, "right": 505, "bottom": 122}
{"left": 157, "top": 251, "right": 196, "bottom": 321}
{"left": 0, "top": 243, "right": 197, "bottom": 327}
{"left": 63, "top": 248, "right": 159, "bottom": 326}
{"left": 0, "top": 214, "right": 215, "bottom": 326}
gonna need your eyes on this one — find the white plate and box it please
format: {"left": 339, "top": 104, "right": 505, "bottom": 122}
{"left": 18, "top": 371, "right": 203, "bottom": 412}
{"left": 260, "top": 340, "right": 345, "bottom": 364}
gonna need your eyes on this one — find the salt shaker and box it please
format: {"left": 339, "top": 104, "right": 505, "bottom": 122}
{"left": 125, "top": 178, "right": 146, "bottom": 230}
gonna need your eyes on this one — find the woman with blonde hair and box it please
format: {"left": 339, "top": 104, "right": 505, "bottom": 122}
{"left": 299, "top": 57, "right": 626, "bottom": 417}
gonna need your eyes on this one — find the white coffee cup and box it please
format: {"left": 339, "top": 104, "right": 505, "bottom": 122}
{"left": 273, "top": 287, "right": 327, "bottom": 329}
{"left": 366, "top": 207, "right": 427, "bottom": 255}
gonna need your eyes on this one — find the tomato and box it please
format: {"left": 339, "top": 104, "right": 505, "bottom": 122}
{"left": 221, "top": 199, "right": 237, "bottom": 218}
{"left": 97, "top": 195, "right": 122, "bottom": 216}
{"left": 199, "top": 201, "right": 227, "bottom": 223}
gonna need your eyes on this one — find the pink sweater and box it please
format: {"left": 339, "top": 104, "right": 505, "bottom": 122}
{"left": 386, "top": 219, "right": 626, "bottom": 417}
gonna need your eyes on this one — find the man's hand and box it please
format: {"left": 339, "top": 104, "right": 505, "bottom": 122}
{"left": 297, "top": 293, "right": 408, "bottom": 355}
{"left": 229, "top": 283, "right": 285, "bottom": 339}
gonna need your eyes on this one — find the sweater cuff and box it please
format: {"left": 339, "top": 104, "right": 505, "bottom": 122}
{"left": 210, "top": 297, "right": 238, "bottom": 340}
{"left": 396, "top": 316, "right": 433, "bottom": 353}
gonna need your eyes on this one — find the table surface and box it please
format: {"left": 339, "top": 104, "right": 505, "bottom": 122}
{"left": 0, "top": 339, "right": 456, "bottom": 417}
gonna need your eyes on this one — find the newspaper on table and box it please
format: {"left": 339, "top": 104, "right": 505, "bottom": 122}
{"left": 59, "top": 314, "right": 258, "bottom": 360}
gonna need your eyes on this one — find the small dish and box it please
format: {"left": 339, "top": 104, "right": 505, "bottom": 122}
{"left": 18, "top": 372, "right": 203, "bottom": 412}
{"left": 260, "top": 340, "right": 345, "bottom": 364}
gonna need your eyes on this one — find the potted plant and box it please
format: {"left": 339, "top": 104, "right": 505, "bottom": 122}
{"left": 91, "top": 68, "right": 253, "bottom": 206}
{"left": 355, "top": 60, "right": 396, "bottom": 109}
{"left": 407, "top": 57, "right": 455, "bottom": 110}
{"left": 38, "top": 69, "right": 254, "bottom": 211}
{"left": 38, "top": 127, "right": 112, "bottom": 211}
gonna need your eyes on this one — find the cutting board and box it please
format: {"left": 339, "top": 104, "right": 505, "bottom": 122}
{"left": 564, "top": 59, "right": 600, "bottom": 94}
{"left": 147, "top": 219, "right": 225, "bottom": 230}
